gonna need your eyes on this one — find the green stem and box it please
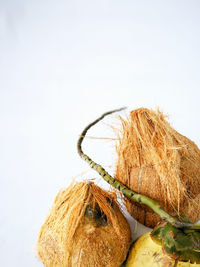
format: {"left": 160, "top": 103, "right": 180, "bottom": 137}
{"left": 77, "top": 108, "right": 200, "bottom": 230}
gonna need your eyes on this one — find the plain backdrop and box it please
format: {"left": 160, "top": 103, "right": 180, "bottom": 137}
{"left": 0, "top": 0, "right": 200, "bottom": 266}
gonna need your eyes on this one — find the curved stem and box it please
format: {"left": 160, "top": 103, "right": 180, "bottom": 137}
{"left": 77, "top": 108, "right": 200, "bottom": 230}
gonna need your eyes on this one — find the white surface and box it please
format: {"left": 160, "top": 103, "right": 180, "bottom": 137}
{"left": 0, "top": 1, "right": 200, "bottom": 266}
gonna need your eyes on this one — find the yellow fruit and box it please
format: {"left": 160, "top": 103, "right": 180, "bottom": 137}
{"left": 125, "top": 232, "right": 200, "bottom": 267}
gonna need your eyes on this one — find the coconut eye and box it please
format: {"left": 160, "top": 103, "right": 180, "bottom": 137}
{"left": 94, "top": 203, "right": 108, "bottom": 226}
{"left": 84, "top": 203, "right": 108, "bottom": 226}
{"left": 84, "top": 205, "right": 93, "bottom": 218}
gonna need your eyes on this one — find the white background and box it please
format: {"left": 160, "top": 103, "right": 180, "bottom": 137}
{"left": 0, "top": 0, "right": 200, "bottom": 266}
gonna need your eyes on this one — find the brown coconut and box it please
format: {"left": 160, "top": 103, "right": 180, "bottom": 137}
{"left": 115, "top": 108, "right": 200, "bottom": 228}
{"left": 37, "top": 181, "right": 131, "bottom": 267}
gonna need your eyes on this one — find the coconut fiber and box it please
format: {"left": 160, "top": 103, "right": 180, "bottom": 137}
{"left": 115, "top": 108, "right": 200, "bottom": 228}
{"left": 37, "top": 181, "right": 131, "bottom": 267}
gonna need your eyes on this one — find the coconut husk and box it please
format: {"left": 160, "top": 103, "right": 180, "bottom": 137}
{"left": 37, "top": 181, "right": 131, "bottom": 267}
{"left": 115, "top": 108, "right": 200, "bottom": 228}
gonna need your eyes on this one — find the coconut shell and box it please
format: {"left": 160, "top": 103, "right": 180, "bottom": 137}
{"left": 115, "top": 108, "right": 200, "bottom": 228}
{"left": 37, "top": 181, "right": 131, "bottom": 267}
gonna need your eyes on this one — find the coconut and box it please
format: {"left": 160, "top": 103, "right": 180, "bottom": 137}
{"left": 115, "top": 108, "right": 200, "bottom": 228}
{"left": 125, "top": 231, "right": 200, "bottom": 267}
{"left": 37, "top": 181, "right": 131, "bottom": 267}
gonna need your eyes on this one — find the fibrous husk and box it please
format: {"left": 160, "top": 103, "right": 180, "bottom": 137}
{"left": 115, "top": 108, "right": 200, "bottom": 228}
{"left": 37, "top": 181, "right": 131, "bottom": 267}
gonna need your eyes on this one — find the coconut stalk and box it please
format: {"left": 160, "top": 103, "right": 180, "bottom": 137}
{"left": 77, "top": 108, "right": 200, "bottom": 264}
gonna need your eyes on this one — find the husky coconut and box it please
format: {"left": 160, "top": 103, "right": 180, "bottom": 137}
{"left": 115, "top": 108, "right": 200, "bottom": 227}
{"left": 37, "top": 181, "right": 131, "bottom": 267}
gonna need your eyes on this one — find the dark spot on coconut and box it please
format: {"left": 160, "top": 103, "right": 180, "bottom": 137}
{"left": 84, "top": 203, "right": 108, "bottom": 226}
{"left": 94, "top": 204, "right": 108, "bottom": 226}
{"left": 84, "top": 205, "right": 93, "bottom": 218}
{"left": 106, "top": 197, "right": 114, "bottom": 208}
